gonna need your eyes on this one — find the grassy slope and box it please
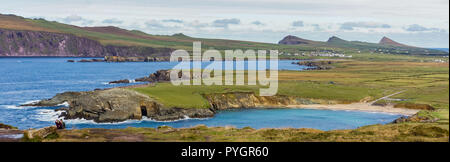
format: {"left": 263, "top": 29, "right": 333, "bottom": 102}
{"left": 132, "top": 58, "right": 448, "bottom": 109}
{"left": 1, "top": 14, "right": 446, "bottom": 56}
{"left": 44, "top": 123, "right": 448, "bottom": 142}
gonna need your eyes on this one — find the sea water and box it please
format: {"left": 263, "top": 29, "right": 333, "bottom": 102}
{"left": 0, "top": 58, "right": 401, "bottom": 130}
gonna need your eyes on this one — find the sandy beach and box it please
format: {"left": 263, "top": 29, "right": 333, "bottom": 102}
{"left": 286, "top": 103, "right": 420, "bottom": 116}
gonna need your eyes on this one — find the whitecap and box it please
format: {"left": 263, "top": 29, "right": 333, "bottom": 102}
{"left": 57, "top": 101, "right": 69, "bottom": 107}
{"left": 32, "top": 109, "right": 63, "bottom": 121}
{"left": 20, "top": 100, "right": 40, "bottom": 105}
{"left": 0, "top": 105, "right": 36, "bottom": 109}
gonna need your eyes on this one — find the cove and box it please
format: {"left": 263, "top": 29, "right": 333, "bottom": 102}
{"left": 60, "top": 108, "right": 402, "bottom": 131}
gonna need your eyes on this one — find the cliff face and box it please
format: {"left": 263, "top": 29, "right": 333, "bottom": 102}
{"left": 0, "top": 28, "right": 173, "bottom": 57}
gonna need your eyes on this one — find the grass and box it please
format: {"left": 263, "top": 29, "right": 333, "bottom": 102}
{"left": 131, "top": 60, "right": 448, "bottom": 110}
{"left": 44, "top": 122, "right": 449, "bottom": 142}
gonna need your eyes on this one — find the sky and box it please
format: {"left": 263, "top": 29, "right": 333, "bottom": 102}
{"left": 1, "top": 0, "right": 449, "bottom": 48}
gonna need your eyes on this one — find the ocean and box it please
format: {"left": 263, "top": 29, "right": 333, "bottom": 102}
{"left": 0, "top": 58, "right": 401, "bottom": 130}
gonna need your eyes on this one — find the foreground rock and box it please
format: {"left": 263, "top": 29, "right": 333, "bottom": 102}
{"left": 23, "top": 126, "right": 57, "bottom": 140}
{"left": 24, "top": 88, "right": 214, "bottom": 123}
{"left": 392, "top": 114, "right": 439, "bottom": 123}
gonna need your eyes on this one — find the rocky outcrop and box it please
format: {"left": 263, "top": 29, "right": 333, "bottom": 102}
{"left": 392, "top": 114, "right": 439, "bottom": 123}
{"left": 109, "top": 79, "right": 131, "bottom": 84}
{"left": 0, "top": 28, "right": 174, "bottom": 57}
{"left": 109, "top": 70, "right": 176, "bottom": 84}
{"left": 205, "top": 92, "right": 317, "bottom": 110}
{"left": 104, "top": 56, "right": 170, "bottom": 62}
{"left": 24, "top": 88, "right": 214, "bottom": 123}
{"left": 296, "top": 60, "right": 336, "bottom": 70}
{"left": 78, "top": 59, "right": 104, "bottom": 62}
{"left": 135, "top": 70, "right": 172, "bottom": 82}
{"left": 24, "top": 126, "right": 57, "bottom": 140}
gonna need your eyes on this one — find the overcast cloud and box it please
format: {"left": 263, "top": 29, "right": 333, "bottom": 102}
{"left": 0, "top": 0, "right": 448, "bottom": 47}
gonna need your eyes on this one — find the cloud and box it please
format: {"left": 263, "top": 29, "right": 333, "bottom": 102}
{"left": 62, "top": 15, "right": 94, "bottom": 25}
{"left": 312, "top": 24, "right": 322, "bottom": 31}
{"left": 162, "top": 19, "right": 183, "bottom": 23}
{"left": 63, "top": 15, "right": 83, "bottom": 23}
{"left": 185, "top": 20, "right": 209, "bottom": 28}
{"left": 102, "top": 18, "right": 123, "bottom": 24}
{"left": 292, "top": 21, "right": 304, "bottom": 27}
{"left": 405, "top": 24, "right": 439, "bottom": 32}
{"left": 144, "top": 20, "right": 166, "bottom": 28}
{"left": 212, "top": 18, "right": 240, "bottom": 28}
{"left": 251, "top": 21, "right": 264, "bottom": 26}
{"left": 340, "top": 22, "right": 391, "bottom": 30}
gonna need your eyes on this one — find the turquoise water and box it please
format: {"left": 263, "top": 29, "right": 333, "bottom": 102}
{"left": 62, "top": 109, "right": 401, "bottom": 131}
{"left": 0, "top": 58, "right": 402, "bottom": 130}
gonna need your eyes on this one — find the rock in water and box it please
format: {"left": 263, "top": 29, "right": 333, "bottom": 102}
{"left": 25, "top": 88, "right": 214, "bottom": 123}
{"left": 109, "top": 79, "right": 130, "bottom": 84}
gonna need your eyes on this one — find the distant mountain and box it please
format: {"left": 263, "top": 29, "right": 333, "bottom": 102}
{"left": 278, "top": 35, "right": 315, "bottom": 45}
{"left": 379, "top": 36, "right": 410, "bottom": 47}
{"left": 1, "top": 13, "right": 448, "bottom": 57}
{"left": 326, "top": 36, "right": 348, "bottom": 44}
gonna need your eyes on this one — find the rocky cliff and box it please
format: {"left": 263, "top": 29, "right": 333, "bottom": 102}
{"left": 204, "top": 92, "right": 317, "bottom": 110}
{"left": 0, "top": 28, "right": 173, "bottom": 57}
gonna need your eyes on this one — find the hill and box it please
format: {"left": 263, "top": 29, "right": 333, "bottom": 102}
{"left": 278, "top": 35, "right": 318, "bottom": 45}
{"left": 0, "top": 13, "right": 448, "bottom": 57}
{"left": 379, "top": 36, "right": 411, "bottom": 47}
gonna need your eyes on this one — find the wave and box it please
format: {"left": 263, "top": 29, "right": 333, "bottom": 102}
{"left": 0, "top": 104, "right": 37, "bottom": 109}
{"left": 20, "top": 100, "right": 40, "bottom": 105}
{"left": 31, "top": 108, "right": 210, "bottom": 125}
{"left": 32, "top": 109, "right": 63, "bottom": 121}
{"left": 57, "top": 101, "right": 69, "bottom": 107}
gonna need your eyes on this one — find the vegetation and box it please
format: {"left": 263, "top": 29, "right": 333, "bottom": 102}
{"left": 43, "top": 123, "right": 448, "bottom": 142}
{"left": 131, "top": 59, "right": 448, "bottom": 111}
